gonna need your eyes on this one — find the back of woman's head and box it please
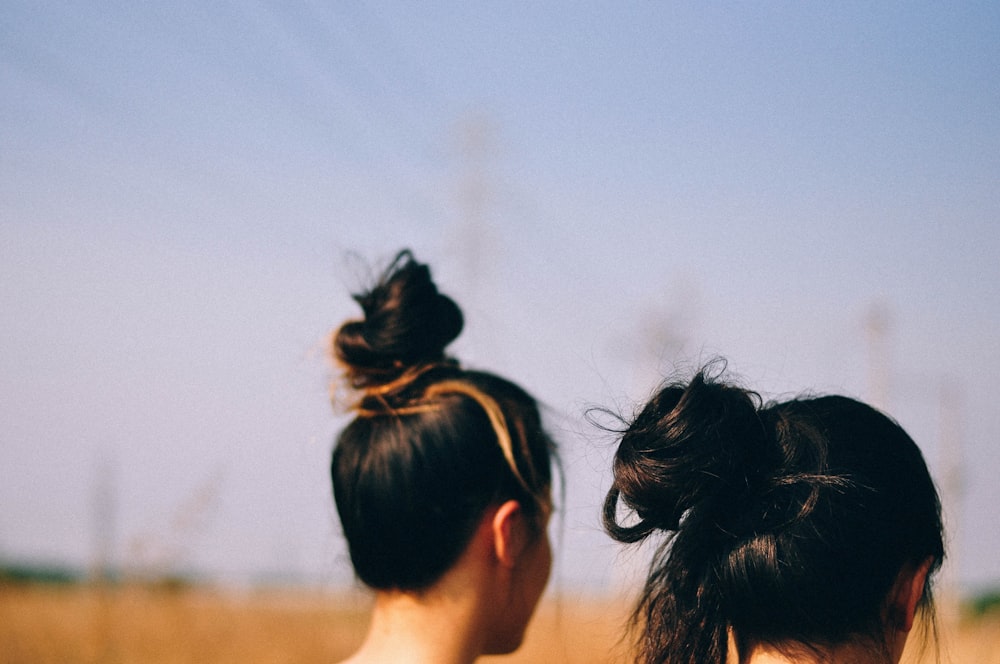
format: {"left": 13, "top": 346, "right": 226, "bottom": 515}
{"left": 331, "top": 250, "right": 555, "bottom": 590}
{"left": 603, "top": 365, "right": 944, "bottom": 664}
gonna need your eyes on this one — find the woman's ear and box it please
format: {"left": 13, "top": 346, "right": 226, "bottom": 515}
{"left": 888, "top": 557, "right": 935, "bottom": 631}
{"left": 491, "top": 500, "right": 527, "bottom": 568}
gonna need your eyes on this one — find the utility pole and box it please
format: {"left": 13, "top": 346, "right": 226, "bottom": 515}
{"left": 450, "top": 113, "right": 499, "bottom": 361}
{"left": 91, "top": 448, "right": 119, "bottom": 663}
{"left": 608, "top": 288, "right": 696, "bottom": 597}
{"left": 938, "top": 381, "right": 964, "bottom": 623}
{"left": 91, "top": 449, "right": 117, "bottom": 584}
{"left": 864, "top": 301, "right": 891, "bottom": 412}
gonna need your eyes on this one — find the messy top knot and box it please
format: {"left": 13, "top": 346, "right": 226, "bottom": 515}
{"left": 330, "top": 249, "right": 557, "bottom": 591}
{"left": 603, "top": 364, "right": 944, "bottom": 664}
{"left": 603, "top": 370, "right": 768, "bottom": 543}
{"left": 334, "top": 250, "right": 464, "bottom": 391}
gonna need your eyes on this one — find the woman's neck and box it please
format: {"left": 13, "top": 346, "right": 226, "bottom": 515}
{"left": 744, "top": 640, "right": 895, "bottom": 664}
{"left": 342, "top": 587, "right": 486, "bottom": 664}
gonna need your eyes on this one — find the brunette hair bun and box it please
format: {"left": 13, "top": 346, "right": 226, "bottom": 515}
{"left": 603, "top": 368, "right": 768, "bottom": 543}
{"left": 330, "top": 249, "right": 558, "bottom": 591}
{"left": 603, "top": 365, "right": 945, "bottom": 664}
{"left": 334, "top": 250, "right": 464, "bottom": 389}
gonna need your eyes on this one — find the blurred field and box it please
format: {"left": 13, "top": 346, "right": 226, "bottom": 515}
{"left": 1, "top": 582, "right": 998, "bottom": 664}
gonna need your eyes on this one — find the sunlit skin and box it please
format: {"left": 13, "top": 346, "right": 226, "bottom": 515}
{"left": 340, "top": 499, "right": 551, "bottom": 664}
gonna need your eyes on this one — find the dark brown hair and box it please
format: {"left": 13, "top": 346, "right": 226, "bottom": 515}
{"left": 331, "top": 250, "right": 556, "bottom": 590}
{"left": 603, "top": 365, "right": 944, "bottom": 663}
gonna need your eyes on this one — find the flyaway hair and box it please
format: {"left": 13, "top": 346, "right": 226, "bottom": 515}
{"left": 330, "top": 250, "right": 556, "bottom": 590}
{"left": 604, "top": 366, "right": 943, "bottom": 664}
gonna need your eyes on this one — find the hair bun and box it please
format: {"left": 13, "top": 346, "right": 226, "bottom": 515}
{"left": 604, "top": 369, "right": 768, "bottom": 543}
{"left": 334, "top": 250, "right": 464, "bottom": 389}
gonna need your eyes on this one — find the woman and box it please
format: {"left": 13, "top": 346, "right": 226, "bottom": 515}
{"left": 603, "top": 366, "right": 944, "bottom": 664}
{"left": 330, "top": 250, "right": 557, "bottom": 664}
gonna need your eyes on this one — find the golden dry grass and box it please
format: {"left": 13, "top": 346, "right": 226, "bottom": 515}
{"left": 1, "top": 583, "right": 997, "bottom": 664}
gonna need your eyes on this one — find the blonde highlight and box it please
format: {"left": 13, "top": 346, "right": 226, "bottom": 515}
{"left": 341, "top": 371, "right": 547, "bottom": 508}
{"left": 424, "top": 379, "right": 538, "bottom": 499}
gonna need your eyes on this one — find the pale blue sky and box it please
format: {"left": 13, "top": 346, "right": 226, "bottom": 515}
{"left": 2, "top": 2, "right": 998, "bottom": 595}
